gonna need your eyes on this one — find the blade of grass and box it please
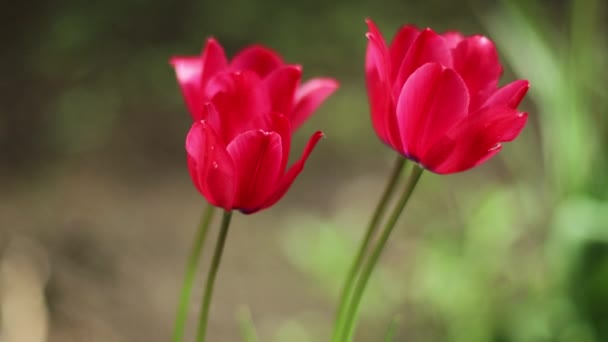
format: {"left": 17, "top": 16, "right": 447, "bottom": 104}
{"left": 238, "top": 306, "right": 260, "bottom": 342}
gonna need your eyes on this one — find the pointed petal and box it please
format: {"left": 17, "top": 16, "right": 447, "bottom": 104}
{"left": 482, "top": 79, "right": 530, "bottom": 109}
{"left": 365, "top": 19, "right": 391, "bottom": 77}
{"left": 389, "top": 25, "right": 420, "bottom": 81}
{"left": 396, "top": 63, "right": 469, "bottom": 160}
{"left": 451, "top": 35, "right": 502, "bottom": 111}
{"left": 424, "top": 106, "right": 527, "bottom": 174}
{"left": 259, "top": 131, "right": 324, "bottom": 211}
{"left": 170, "top": 38, "right": 228, "bottom": 120}
{"left": 186, "top": 121, "right": 236, "bottom": 210}
{"left": 394, "top": 28, "right": 452, "bottom": 99}
{"left": 265, "top": 65, "right": 302, "bottom": 116}
{"left": 476, "top": 108, "right": 528, "bottom": 143}
{"left": 207, "top": 70, "right": 271, "bottom": 142}
{"left": 227, "top": 130, "right": 284, "bottom": 211}
{"left": 230, "top": 45, "right": 284, "bottom": 78}
{"left": 199, "top": 38, "right": 229, "bottom": 87}
{"left": 290, "top": 78, "right": 339, "bottom": 131}
{"left": 366, "top": 28, "right": 401, "bottom": 147}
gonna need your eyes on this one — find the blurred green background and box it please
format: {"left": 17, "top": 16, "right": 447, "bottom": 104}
{"left": 1, "top": 0, "right": 607, "bottom": 341}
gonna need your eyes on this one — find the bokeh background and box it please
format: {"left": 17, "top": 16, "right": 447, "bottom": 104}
{"left": 1, "top": 0, "right": 607, "bottom": 341}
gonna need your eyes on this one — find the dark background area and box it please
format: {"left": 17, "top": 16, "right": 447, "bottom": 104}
{"left": 1, "top": 0, "right": 607, "bottom": 341}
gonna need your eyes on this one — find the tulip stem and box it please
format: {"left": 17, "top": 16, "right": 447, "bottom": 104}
{"left": 196, "top": 210, "right": 233, "bottom": 342}
{"left": 332, "top": 156, "right": 407, "bottom": 342}
{"left": 342, "top": 165, "right": 424, "bottom": 341}
{"left": 173, "top": 204, "right": 216, "bottom": 342}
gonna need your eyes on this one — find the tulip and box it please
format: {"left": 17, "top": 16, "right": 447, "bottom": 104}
{"left": 185, "top": 71, "right": 324, "bottom": 214}
{"left": 171, "top": 41, "right": 336, "bottom": 342}
{"left": 365, "top": 19, "right": 529, "bottom": 174}
{"left": 170, "top": 38, "right": 338, "bottom": 131}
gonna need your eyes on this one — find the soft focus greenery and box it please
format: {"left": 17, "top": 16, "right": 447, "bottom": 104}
{"left": 1, "top": 0, "right": 606, "bottom": 341}
{"left": 283, "top": 0, "right": 608, "bottom": 340}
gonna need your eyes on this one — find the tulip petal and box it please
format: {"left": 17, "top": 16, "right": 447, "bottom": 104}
{"left": 482, "top": 79, "right": 530, "bottom": 109}
{"left": 261, "top": 112, "right": 292, "bottom": 172}
{"left": 170, "top": 57, "right": 204, "bottom": 118}
{"left": 265, "top": 65, "right": 302, "bottom": 116}
{"left": 186, "top": 121, "right": 236, "bottom": 210}
{"left": 199, "top": 101, "right": 219, "bottom": 124}
{"left": 442, "top": 31, "right": 464, "bottom": 49}
{"left": 394, "top": 28, "right": 452, "bottom": 99}
{"left": 490, "top": 111, "right": 528, "bottom": 142}
{"left": 365, "top": 19, "right": 391, "bottom": 78}
{"left": 366, "top": 30, "right": 401, "bottom": 147}
{"left": 230, "top": 45, "right": 284, "bottom": 78}
{"left": 170, "top": 38, "right": 228, "bottom": 119}
{"left": 207, "top": 71, "right": 271, "bottom": 142}
{"left": 396, "top": 63, "right": 469, "bottom": 160}
{"left": 291, "top": 78, "right": 339, "bottom": 131}
{"left": 389, "top": 25, "right": 420, "bottom": 82}
{"left": 259, "top": 131, "right": 324, "bottom": 211}
{"left": 199, "top": 38, "right": 229, "bottom": 87}
{"left": 227, "top": 130, "right": 284, "bottom": 211}
{"left": 451, "top": 36, "right": 502, "bottom": 111}
{"left": 424, "top": 106, "right": 527, "bottom": 174}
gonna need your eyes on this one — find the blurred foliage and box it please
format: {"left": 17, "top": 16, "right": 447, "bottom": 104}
{"left": 277, "top": 0, "right": 608, "bottom": 341}
{"left": 1, "top": 0, "right": 607, "bottom": 340}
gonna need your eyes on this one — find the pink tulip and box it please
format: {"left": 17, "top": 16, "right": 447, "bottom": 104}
{"left": 366, "top": 19, "right": 529, "bottom": 174}
{"left": 185, "top": 71, "right": 324, "bottom": 213}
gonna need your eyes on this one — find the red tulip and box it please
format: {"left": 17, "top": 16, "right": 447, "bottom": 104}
{"left": 170, "top": 38, "right": 338, "bottom": 131}
{"left": 365, "top": 19, "right": 529, "bottom": 174}
{"left": 185, "top": 71, "right": 324, "bottom": 213}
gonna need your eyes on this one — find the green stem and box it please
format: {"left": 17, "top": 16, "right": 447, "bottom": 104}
{"left": 196, "top": 210, "right": 234, "bottom": 342}
{"left": 343, "top": 165, "right": 424, "bottom": 341}
{"left": 332, "top": 156, "right": 407, "bottom": 342}
{"left": 173, "top": 204, "right": 216, "bottom": 342}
